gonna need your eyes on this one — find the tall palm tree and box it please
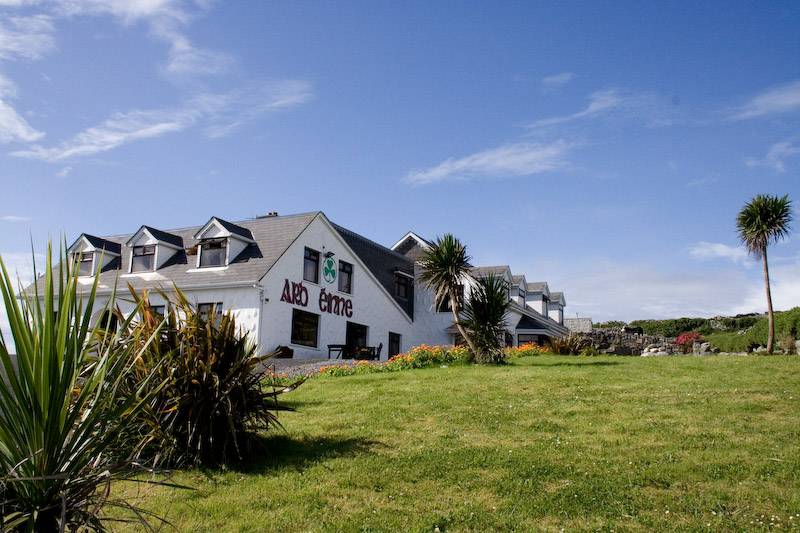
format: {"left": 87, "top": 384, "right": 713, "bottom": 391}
{"left": 736, "top": 194, "right": 793, "bottom": 353}
{"left": 416, "top": 234, "right": 478, "bottom": 357}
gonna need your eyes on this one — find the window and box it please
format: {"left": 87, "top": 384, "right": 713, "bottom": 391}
{"left": 518, "top": 334, "right": 539, "bottom": 346}
{"left": 78, "top": 251, "right": 93, "bottom": 276}
{"left": 199, "top": 239, "right": 226, "bottom": 267}
{"left": 519, "top": 288, "right": 526, "bottom": 299}
{"left": 389, "top": 332, "right": 401, "bottom": 357}
{"left": 99, "top": 310, "right": 118, "bottom": 333}
{"left": 132, "top": 245, "right": 155, "bottom": 272}
{"left": 338, "top": 261, "right": 353, "bottom": 293}
{"left": 303, "top": 248, "right": 320, "bottom": 283}
{"left": 394, "top": 274, "right": 409, "bottom": 299}
{"left": 150, "top": 305, "right": 166, "bottom": 317}
{"left": 197, "top": 302, "right": 222, "bottom": 322}
{"left": 291, "top": 309, "right": 319, "bottom": 347}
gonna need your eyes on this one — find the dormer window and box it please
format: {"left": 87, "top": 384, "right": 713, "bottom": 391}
{"left": 78, "top": 252, "right": 93, "bottom": 276}
{"left": 132, "top": 245, "right": 155, "bottom": 272}
{"left": 68, "top": 234, "right": 121, "bottom": 277}
{"left": 192, "top": 217, "right": 254, "bottom": 269}
{"left": 126, "top": 226, "right": 183, "bottom": 273}
{"left": 199, "top": 239, "right": 227, "bottom": 267}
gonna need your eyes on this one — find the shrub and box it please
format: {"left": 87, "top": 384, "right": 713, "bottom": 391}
{"left": 123, "top": 287, "right": 303, "bottom": 467}
{"left": 0, "top": 245, "right": 166, "bottom": 531}
{"left": 545, "top": 334, "right": 588, "bottom": 355}
{"left": 778, "top": 333, "right": 797, "bottom": 354}
{"left": 706, "top": 308, "right": 800, "bottom": 353}
{"left": 461, "top": 274, "right": 510, "bottom": 364}
{"left": 629, "top": 318, "right": 709, "bottom": 337}
{"left": 675, "top": 332, "right": 703, "bottom": 354}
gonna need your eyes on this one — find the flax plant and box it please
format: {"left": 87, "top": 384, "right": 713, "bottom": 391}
{"left": 122, "top": 286, "right": 302, "bottom": 467}
{"left": 0, "top": 245, "right": 165, "bottom": 532}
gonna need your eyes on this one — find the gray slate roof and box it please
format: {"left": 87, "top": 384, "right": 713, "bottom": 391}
{"left": 31, "top": 212, "right": 318, "bottom": 294}
{"left": 81, "top": 234, "right": 121, "bottom": 255}
{"left": 470, "top": 265, "right": 510, "bottom": 279}
{"left": 332, "top": 223, "right": 415, "bottom": 319}
{"left": 138, "top": 226, "right": 184, "bottom": 248}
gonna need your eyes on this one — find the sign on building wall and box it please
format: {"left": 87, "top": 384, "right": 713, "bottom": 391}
{"left": 280, "top": 278, "right": 353, "bottom": 318}
{"left": 323, "top": 257, "right": 336, "bottom": 284}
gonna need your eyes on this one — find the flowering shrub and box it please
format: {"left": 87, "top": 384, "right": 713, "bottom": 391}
{"left": 504, "top": 343, "right": 547, "bottom": 358}
{"left": 675, "top": 332, "right": 703, "bottom": 354}
{"left": 263, "top": 345, "right": 471, "bottom": 384}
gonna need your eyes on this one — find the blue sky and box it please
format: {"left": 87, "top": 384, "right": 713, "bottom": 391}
{"left": 1, "top": 1, "right": 799, "bottom": 338}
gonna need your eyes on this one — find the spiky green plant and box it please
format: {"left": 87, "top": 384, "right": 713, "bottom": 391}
{"left": 461, "top": 274, "right": 510, "bottom": 364}
{"left": 0, "top": 245, "right": 166, "bottom": 532}
{"left": 545, "top": 334, "right": 589, "bottom": 355}
{"left": 736, "top": 194, "right": 793, "bottom": 353}
{"left": 122, "top": 286, "right": 303, "bottom": 467}
{"left": 417, "top": 234, "right": 478, "bottom": 359}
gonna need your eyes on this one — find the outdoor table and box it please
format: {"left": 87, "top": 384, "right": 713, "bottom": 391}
{"left": 327, "top": 344, "right": 346, "bottom": 359}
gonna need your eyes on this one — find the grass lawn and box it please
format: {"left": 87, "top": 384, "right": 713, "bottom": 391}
{"left": 121, "top": 355, "right": 800, "bottom": 532}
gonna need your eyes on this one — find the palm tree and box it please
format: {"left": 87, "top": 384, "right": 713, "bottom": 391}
{"left": 416, "top": 234, "right": 478, "bottom": 358}
{"left": 461, "top": 273, "right": 511, "bottom": 363}
{"left": 736, "top": 194, "right": 793, "bottom": 353}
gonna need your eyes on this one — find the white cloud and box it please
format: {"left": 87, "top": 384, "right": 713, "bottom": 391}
{"left": 688, "top": 241, "right": 749, "bottom": 265}
{"left": 0, "top": 15, "right": 56, "bottom": 61}
{"left": 529, "top": 89, "right": 625, "bottom": 128}
{"left": 55, "top": 165, "right": 71, "bottom": 177}
{"left": 1, "top": 215, "right": 30, "bottom": 222}
{"left": 403, "top": 140, "right": 572, "bottom": 186}
{"left": 0, "top": 97, "right": 45, "bottom": 142}
{"left": 541, "top": 72, "right": 574, "bottom": 89}
{"left": 12, "top": 106, "right": 198, "bottom": 161}
{"left": 201, "top": 80, "right": 313, "bottom": 138}
{"left": 562, "top": 260, "right": 771, "bottom": 322}
{"left": 745, "top": 140, "right": 800, "bottom": 172}
{"left": 11, "top": 81, "right": 312, "bottom": 161}
{"left": 732, "top": 80, "right": 800, "bottom": 120}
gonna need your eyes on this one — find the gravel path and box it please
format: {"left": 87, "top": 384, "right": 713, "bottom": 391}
{"left": 261, "top": 358, "right": 367, "bottom": 379}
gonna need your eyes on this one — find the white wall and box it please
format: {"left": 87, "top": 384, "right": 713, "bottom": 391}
{"left": 257, "top": 216, "right": 420, "bottom": 360}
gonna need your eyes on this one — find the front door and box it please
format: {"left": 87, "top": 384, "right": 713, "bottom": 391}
{"left": 346, "top": 322, "right": 368, "bottom": 352}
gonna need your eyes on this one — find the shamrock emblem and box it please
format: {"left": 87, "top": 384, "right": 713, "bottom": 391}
{"left": 323, "top": 257, "right": 336, "bottom": 283}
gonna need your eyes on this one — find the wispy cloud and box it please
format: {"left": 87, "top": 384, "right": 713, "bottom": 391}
{"left": 688, "top": 241, "right": 750, "bottom": 266}
{"left": 541, "top": 72, "right": 574, "bottom": 89}
{"left": 0, "top": 15, "right": 56, "bottom": 60}
{"left": 12, "top": 107, "right": 198, "bottom": 161}
{"left": 732, "top": 80, "right": 800, "bottom": 120}
{"left": 0, "top": 98, "right": 45, "bottom": 143}
{"left": 745, "top": 140, "right": 800, "bottom": 172}
{"left": 55, "top": 166, "right": 72, "bottom": 178}
{"left": 0, "top": 73, "right": 45, "bottom": 143}
{"left": 11, "top": 81, "right": 312, "bottom": 161}
{"left": 201, "top": 80, "right": 314, "bottom": 138}
{"left": 529, "top": 89, "right": 625, "bottom": 128}
{"left": 1, "top": 215, "right": 30, "bottom": 222}
{"left": 404, "top": 140, "right": 572, "bottom": 186}
{"left": 5, "top": 0, "right": 229, "bottom": 81}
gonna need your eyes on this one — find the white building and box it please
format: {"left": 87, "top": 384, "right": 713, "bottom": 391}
{"left": 33, "top": 212, "right": 569, "bottom": 361}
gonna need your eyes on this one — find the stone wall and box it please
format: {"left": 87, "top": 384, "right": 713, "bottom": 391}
{"left": 581, "top": 328, "right": 674, "bottom": 356}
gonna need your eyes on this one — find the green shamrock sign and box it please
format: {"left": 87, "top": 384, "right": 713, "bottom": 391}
{"left": 323, "top": 257, "right": 337, "bottom": 283}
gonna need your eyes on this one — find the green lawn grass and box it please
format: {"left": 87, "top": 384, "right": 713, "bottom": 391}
{"left": 121, "top": 355, "right": 800, "bottom": 532}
